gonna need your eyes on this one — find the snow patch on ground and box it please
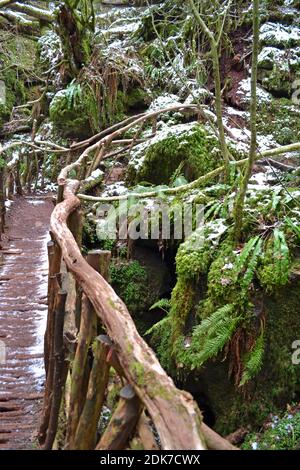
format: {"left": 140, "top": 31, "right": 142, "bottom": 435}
{"left": 260, "top": 22, "right": 300, "bottom": 48}
{"left": 236, "top": 78, "right": 273, "bottom": 106}
{"left": 101, "top": 181, "right": 128, "bottom": 198}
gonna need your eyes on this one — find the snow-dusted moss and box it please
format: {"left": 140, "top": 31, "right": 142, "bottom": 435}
{"left": 127, "top": 121, "right": 221, "bottom": 185}
{"left": 258, "top": 46, "right": 300, "bottom": 96}
{"left": 49, "top": 87, "right": 91, "bottom": 138}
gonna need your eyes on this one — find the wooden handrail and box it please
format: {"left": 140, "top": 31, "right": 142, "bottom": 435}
{"left": 50, "top": 179, "right": 207, "bottom": 450}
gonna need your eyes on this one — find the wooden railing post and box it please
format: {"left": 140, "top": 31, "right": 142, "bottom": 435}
{"left": 38, "top": 239, "right": 61, "bottom": 445}
{"left": 95, "top": 384, "right": 142, "bottom": 450}
{"left": 66, "top": 293, "right": 94, "bottom": 449}
{"left": 73, "top": 335, "right": 111, "bottom": 450}
{"left": 44, "top": 289, "right": 68, "bottom": 450}
{"left": 70, "top": 251, "right": 112, "bottom": 449}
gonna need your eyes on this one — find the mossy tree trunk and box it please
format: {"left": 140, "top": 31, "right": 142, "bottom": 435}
{"left": 233, "top": 0, "right": 260, "bottom": 242}
{"left": 188, "top": 0, "right": 231, "bottom": 178}
{"left": 56, "top": 0, "right": 95, "bottom": 76}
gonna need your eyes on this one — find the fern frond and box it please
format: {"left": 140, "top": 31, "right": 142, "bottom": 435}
{"left": 285, "top": 217, "right": 300, "bottom": 240}
{"left": 233, "top": 236, "right": 260, "bottom": 279}
{"left": 189, "top": 304, "right": 241, "bottom": 367}
{"left": 195, "top": 304, "right": 234, "bottom": 335}
{"left": 239, "top": 331, "right": 265, "bottom": 387}
{"left": 274, "top": 229, "right": 290, "bottom": 286}
{"left": 149, "top": 298, "right": 171, "bottom": 313}
{"left": 242, "top": 238, "right": 263, "bottom": 289}
{"left": 66, "top": 80, "right": 82, "bottom": 110}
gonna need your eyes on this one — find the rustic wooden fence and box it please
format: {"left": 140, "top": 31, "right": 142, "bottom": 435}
{"left": 0, "top": 104, "right": 238, "bottom": 450}
{"left": 37, "top": 105, "right": 239, "bottom": 451}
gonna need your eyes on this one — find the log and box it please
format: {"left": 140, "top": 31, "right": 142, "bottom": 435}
{"left": 263, "top": 158, "right": 295, "bottom": 172}
{"left": 73, "top": 253, "right": 111, "bottom": 450}
{"left": 202, "top": 423, "right": 239, "bottom": 451}
{"left": 0, "top": 0, "right": 16, "bottom": 8}
{"left": 0, "top": 167, "right": 5, "bottom": 240}
{"left": 95, "top": 384, "right": 142, "bottom": 450}
{"left": 9, "top": 2, "right": 54, "bottom": 23}
{"left": 45, "top": 240, "right": 62, "bottom": 373}
{"left": 0, "top": 10, "right": 39, "bottom": 34}
{"left": 44, "top": 289, "right": 67, "bottom": 450}
{"left": 73, "top": 335, "right": 111, "bottom": 449}
{"left": 50, "top": 180, "right": 207, "bottom": 450}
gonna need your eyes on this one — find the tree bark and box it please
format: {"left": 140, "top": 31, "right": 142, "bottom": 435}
{"left": 66, "top": 293, "right": 94, "bottom": 449}
{"left": 233, "top": 0, "right": 260, "bottom": 242}
{"left": 95, "top": 385, "right": 142, "bottom": 450}
{"left": 44, "top": 289, "right": 68, "bottom": 450}
{"left": 38, "top": 241, "right": 61, "bottom": 445}
{"left": 73, "top": 336, "right": 111, "bottom": 449}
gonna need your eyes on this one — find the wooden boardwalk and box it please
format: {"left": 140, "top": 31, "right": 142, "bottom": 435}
{"left": 0, "top": 195, "right": 53, "bottom": 449}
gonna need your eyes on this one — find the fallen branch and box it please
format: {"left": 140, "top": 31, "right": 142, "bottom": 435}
{"left": 58, "top": 105, "right": 199, "bottom": 184}
{"left": 261, "top": 158, "right": 295, "bottom": 172}
{"left": 0, "top": 0, "right": 16, "bottom": 9}
{"left": 9, "top": 2, "right": 54, "bottom": 23}
{"left": 77, "top": 142, "right": 300, "bottom": 202}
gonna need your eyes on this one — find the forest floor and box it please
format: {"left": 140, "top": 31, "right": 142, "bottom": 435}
{"left": 0, "top": 194, "right": 53, "bottom": 449}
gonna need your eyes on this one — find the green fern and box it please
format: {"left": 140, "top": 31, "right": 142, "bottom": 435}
{"left": 187, "top": 304, "right": 241, "bottom": 368}
{"left": 239, "top": 330, "right": 265, "bottom": 387}
{"left": 233, "top": 236, "right": 260, "bottom": 280}
{"left": 149, "top": 298, "right": 171, "bottom": 313}
{"left": 242, "top": 238, "right": 263, "bottom": 289}
{"left": 285, "top": 217, "right": 300, "bottom": 240}
{"left": 66, "top": 80, "right": 82, "bottom": 110}
{"left": 274, "top": 229, "right": 290, "bottom": 286}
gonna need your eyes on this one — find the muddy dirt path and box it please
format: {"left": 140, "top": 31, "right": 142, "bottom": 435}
{"left": 0, "top": 195, "right": 53, "bottom": 449}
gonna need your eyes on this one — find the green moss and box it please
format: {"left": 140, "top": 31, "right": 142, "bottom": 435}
{"left": 49, "top": 86, "right": 92, "bottom": 138}
{"left": 169, "top": 278, "right": 196, "bottom": 349}
{"left": 122, "top": 88, "right": 150, "bottom": 110}
{"left": 130, "top": 361, "right": 145, "bottom": 387}
{"left": 257, "top": 232, "right": 291, "bottom": 293}
{"left": 176, "top": 220, "right": 228, "bottom": 281}
{"left": 257, "top": 98, "right": 300, "bottom": 145}
{"left": 128, "top": 123, "right": 221, "bottom": 186}
{"left": 82, "top": 217, "right": 99, "bottom": 252}
{"left": 109, "top": 260, "right": 148, "bottom": 316}
{"left": 0, "top": 32, "right": 38, "bottom": 127}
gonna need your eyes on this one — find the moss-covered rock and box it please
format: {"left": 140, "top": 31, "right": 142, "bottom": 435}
{"left": 49, "top": 78, "right": 149, "bottom": 138}
{"left": 257, "top": 46, "right": 300, "bottom": 97}
{"left": 0, "top": 33, "right": 37, "bottom": 128}
{"left": 197, "top": 274, "right": 300, "bottom": 435}
{"left": 257, "top": 97, "right": 300, "bottom": 145}
{"left": 127, "top": 122, "right": 221, "bottom": 185}
{"left": 256, "top": 20, "right": 300, "bottom": 97}
{"left": 148, "top": 185, "right": 300, "bottom": 434}
{"left": 49, "top": 85, "right": 92, "bottom": 138}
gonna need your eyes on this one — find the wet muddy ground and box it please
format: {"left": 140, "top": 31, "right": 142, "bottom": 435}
{"left": 0, "top": 195, "right": 53, "bottom": 449}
